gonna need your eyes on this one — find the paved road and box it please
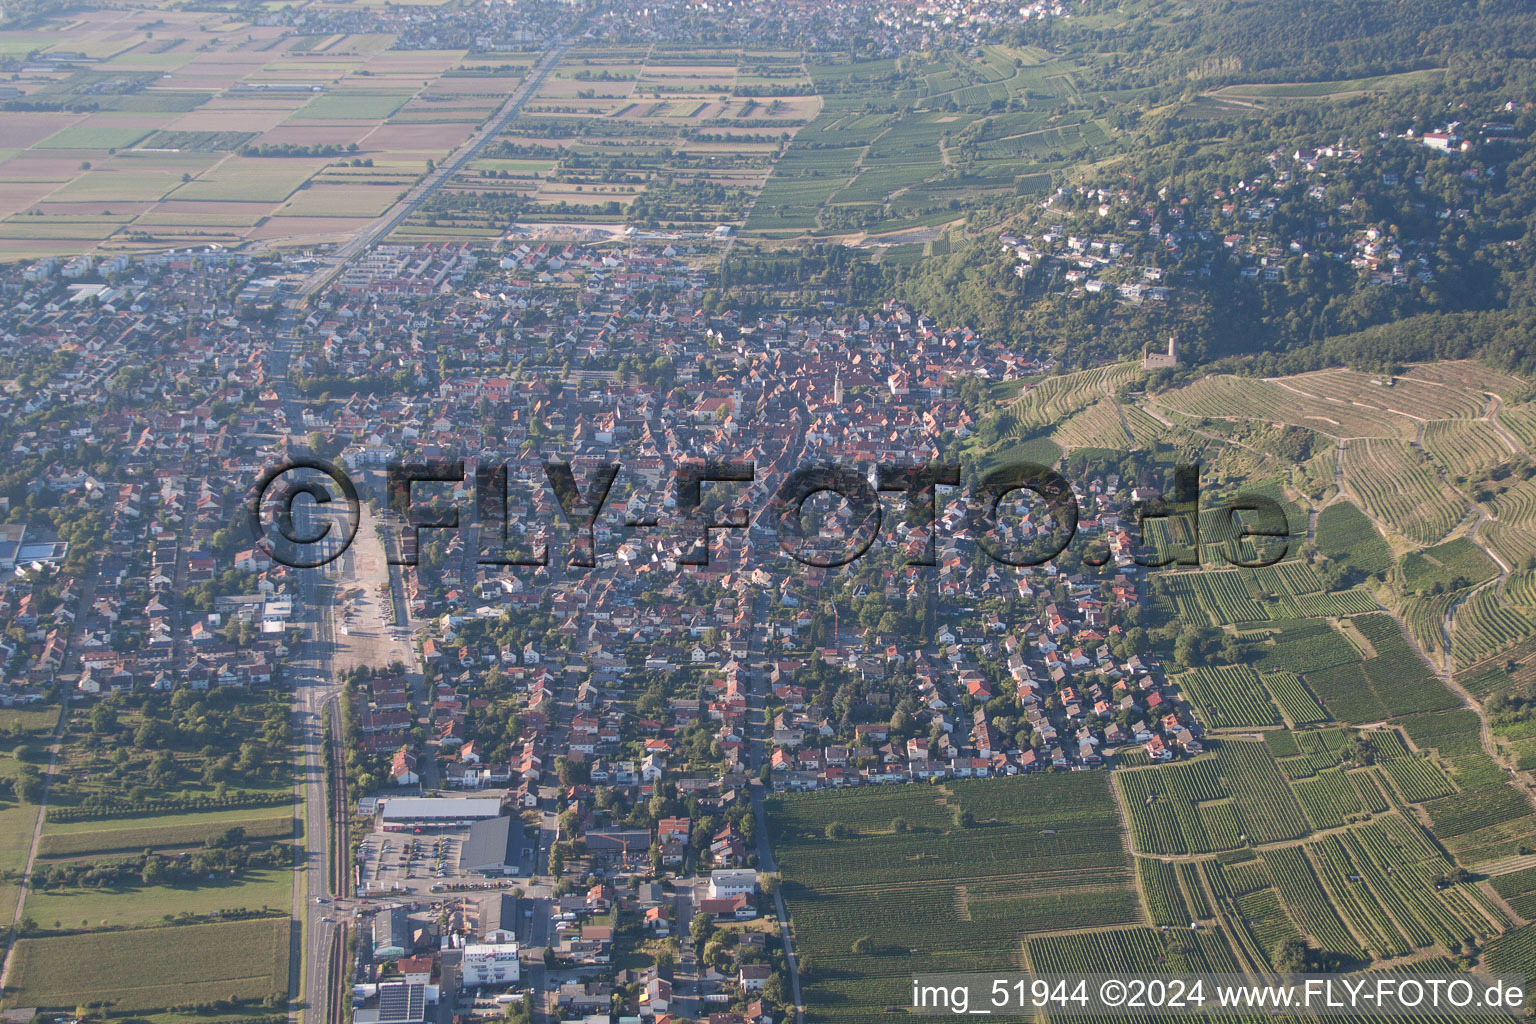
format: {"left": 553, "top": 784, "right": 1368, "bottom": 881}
{"left": 296, "top": 39, "right": 573, "bottom": 299}
{"left": 268, "top": 329, "right": 348, "bottom": 1024}
{"left": 742, "top": 411, "right": 809, "bottom": 1024}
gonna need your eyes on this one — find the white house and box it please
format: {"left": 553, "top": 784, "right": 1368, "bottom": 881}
{"left": 460, "top": 943, "right": 520, "bottom": 986}
{"left": 708, "top": 869, "right": 757, "bottom": 899}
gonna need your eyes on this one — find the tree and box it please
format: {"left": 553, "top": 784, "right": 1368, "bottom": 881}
{"left": 824, "top": 822, "right": 850, "bottom": 840}
{"left": 18, "top": 765, "right": 44, "bottom": 804}
{"left": 851, "top": 935, "right": 874, "bottom": 954}
{"left": 1273, "top": 937, "right": 1312, "bottom": 974}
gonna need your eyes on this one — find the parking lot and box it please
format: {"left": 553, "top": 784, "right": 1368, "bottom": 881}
{"left": 357, "top": 831, "right": 467, "bottom": 897}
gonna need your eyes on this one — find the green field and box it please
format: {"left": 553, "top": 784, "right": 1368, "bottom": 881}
{"left": 25, "top": 867, "right": 292, "bottom": 930}
{"left": 0, "top": 796, "right": 41, "bottom": 925}
{"left": 293, "top": 90, "right": 415, "bottom": 120}
{"left": 35, "top": 122, "right": 155, "bottom": 150}
{"left": 38, "top": 812, "right": 295, "bottom": 859}
{"left": 0, "top": 917, "right": 291, "bottom": 1012}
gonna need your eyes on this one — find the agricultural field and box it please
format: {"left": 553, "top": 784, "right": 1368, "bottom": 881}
{"left": 0, "top": 688, "right": 301, "bottom": 1012}
{"left": 1115, "top": 740, "right": 1308, "bottom": 856}
{"left": 36, "top": 810, "right": 294, "bottom": 859}
{"left": 0, "top": 7, "right": 502, "bottom": 256}
{"left": 0, "top": 917, "right": 291, "bottom": 1013}
{"left": 1340, "top": 439, "right": 1467, "bottom": 546}
{"left": 23, "top": 866, "right": 292, "bottom": 931}
{"left": 0, "top": 706, "right": 55, "bottom": 923}
{"left": 769, "top": 773, "right": 1138, "bottom": 1024}
{"left": 1315, "top": 501, "right": 1392, "bottom": 577}
{"left": 744, "top": 46, "right": 1124, "bottom": 239}
{"left": 435, "top": 45, "right": 806, "bottom": 237}
{"left": 1174, "top": 665, "right": 1280, "bottom": 729}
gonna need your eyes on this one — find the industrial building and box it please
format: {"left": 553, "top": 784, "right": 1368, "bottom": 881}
{"left": 376, "top": 796, "right": 504, "bottom": 831}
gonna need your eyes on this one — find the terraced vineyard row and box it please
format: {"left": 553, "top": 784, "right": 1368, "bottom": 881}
{"left": 1260, "top": 845, "right": 1363, "bottom": 958}
{"left": 1341, "top": 438, "right": 1467, "bottom": 545}
{"left": 1422, "top": 418, "right": 1513, "bottom": 471}
{"left": 1259, "top": 671, "right": 1329, "bottom": 725}
{"left": 1450, "top": 586, "right": 1536, "bottom": 665}
{"left": 1008, "top": 362, "right": 1143, "bottom": 433}
{"left": 1495, "top": 401, "right": 1536, "bottom": 450}
{"left": 1402, "top": 360, "right": 1527, "bottom": 399}
{"left": 1482, "top": 519, "right": 1536, "bottom": 570}
{"left": 1136, "top": 857, "right": 1189, "bottom": 927}
{"left": 1157, "top": 375, "right": 1415, "bottom": 438}
{"left": 1177, "top": 665, "right": 1281, "bottom": 729}
{"left": 1117, "top": 741, "right": 1308, "bottom": 855}
{"left": 1286, "top": 367, "right": 1491, "bottom": 421}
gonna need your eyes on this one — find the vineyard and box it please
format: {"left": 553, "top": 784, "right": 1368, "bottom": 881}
{"left": 1290, "top": 767, "right": 1365, "bottom": 829}
{"left": 1259, "top": 671, "right": 1329, "bottom": 726}
{"left": 1490, "top": 865, "right": 1536, "bottom": 918}
{"left": 1115, "top": 740, "right": 1308, "bottom": 855}
{"left": 1176, "top": 861, "right": 1210, "bottom": 920}
{"left": 1478, "top": 519, "right": 1536, "bottom": 570}
{"left": 1027, "top": 925, "right": 1239, "bottom": 978}
{"left": 1259, "top": 845, "right": 1362, "bottom": 959}
{"left": 1175, "top": 665, "right": 1280, "bottom": 729}
{"left": 1400, "top": 360, "right": 1527, "bottom": 399}
{"left": 1422, "top": 783, "right": 1534, "bottom": 843}
{"left": 1281, "top": 367, "right": 1492, "bottom": 421}
{"left": 1159, "top": 559, "right": 1384, "bottom": 628}
{"left": 1340, "top": 439, "right": 1467, "bottom": 545}
{"left": 1154, "top": 375, "right": 1414, "bottom": 439}
{"left": 1294, "top": 614, "right": 1461, "bottom": 724}
{"left": 1136, "top": 856, "right": 1189, "bottom": 927}
{"left": 1241, "top": 618, "right": 1361, "bottom": 675}
{"left": 1379, "top": 755, "right": 1457, "bottom": 802}
{"left": 1315, "top": 501, "right": 1392, "bottom": 576}
{"left": 1400, "top": 538, "right": 1499, "bottom": 594}
{"left": 1496, "top": 402, "right": 1536, "bottom": 450}
{"left": 769, "top": 774, "right": 1140, "bottom": 1024}
{"left": 1007, "top": 362, "right": 1144, "bottom": 434}
{"left": 1491, "top": 476, "right": 1536, "bottom": 533}
{"left": 1052, "top": 397, "right": 1166, "bottom": 451}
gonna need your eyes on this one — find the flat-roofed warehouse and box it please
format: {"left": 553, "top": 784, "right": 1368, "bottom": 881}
{"left": 461, "top": 814, "right": 524, "bottom": 875}
{"left": 378, "top": 797, "right": 504, "bottom": 830}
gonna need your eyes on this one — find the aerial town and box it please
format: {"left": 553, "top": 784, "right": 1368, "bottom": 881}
{"left": 0, "top": 236, "right": 1196, "bottom": 1022}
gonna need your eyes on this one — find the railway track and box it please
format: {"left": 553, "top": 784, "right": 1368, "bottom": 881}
{"left": 326, "top": 922, "right": 350, "bottom": 1024}
{"left": 327, "top": 694, "right": 349, "bottom": 898}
